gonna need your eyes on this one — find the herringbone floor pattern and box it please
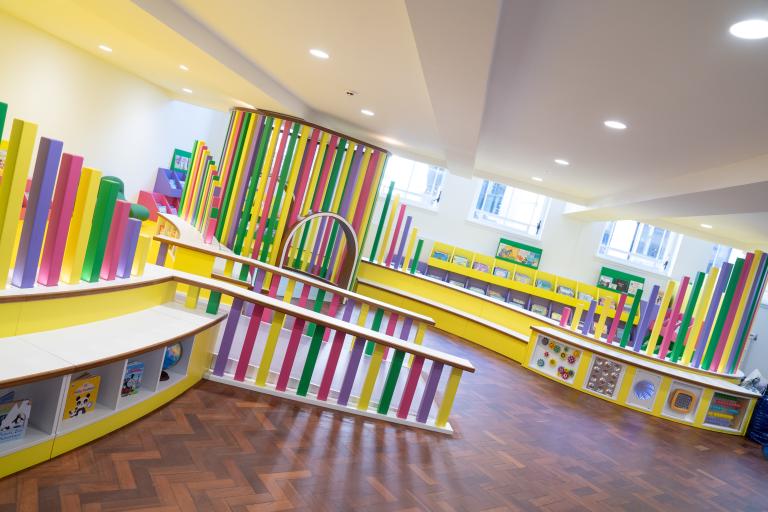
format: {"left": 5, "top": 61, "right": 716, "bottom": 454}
{"left": 1, "top": 329, "right": 766, "bottom": 511}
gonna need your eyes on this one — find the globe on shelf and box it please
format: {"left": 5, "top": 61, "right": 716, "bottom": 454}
{"left": 160, "top": 342, "right": 183, "bottom": 381}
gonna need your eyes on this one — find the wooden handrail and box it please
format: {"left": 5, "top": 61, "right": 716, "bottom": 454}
{"left": 172, "top": 269, "right": 475, "bottom": 372}
{"left": 154, "top": 234, "right": 436, "bottom": 326}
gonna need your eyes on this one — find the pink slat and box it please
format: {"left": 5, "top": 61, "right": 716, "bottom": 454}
{"left": 711, "top": 253, "right": 755, "bottom": 370}
{"left": 351, "top": 152, "right": 380, "bottom": 232}
{"left": 317, "top": 300, "right": 356, "bottom": 401}
{"left": 286, "top": 129, "right": 321, "bottom": 230}
{"left": 262, "top": 275, "right": 282, "bottom": 323}
{"left": 234, "top": 304, "right": 267, "bottom": 381}
{"left": 384, "top": 204, "right": 406, "bottom": 267}
{"left": 100, "top": 200, "right": 131, "bottom": 281}
{"left": 559, "top": 307, "right": 572, "bottom": 327}
{"left": 658, "top": 276, "right": 690, "bottom": 359}
{"left": 38, "top": 154, "right": 83, "bottom": 286}
{"left": 204, "top": 217, "right": 217, "bottom": 244}
{"left": 605, "top": 294, "right": 627, "bottom": 344}
{"left": 396, "top": 356, "right": 425, "bottom": 419}
{"left": 251, "top": 121, "right": 292, "bottom": 258}
{"left": 322, "top": 294, "right": 342, "bottom": 342}
{"left": 311, "top": 135, "right": 340, "bottom": 213}
{"left": 276, "top": 283, "right": 312, "bottom": 391}
{"left": 382, "top": 313, "right": 399, "bottom": 359}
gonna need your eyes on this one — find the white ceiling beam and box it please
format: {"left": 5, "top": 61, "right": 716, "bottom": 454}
{"left": 132, "top": 0, "right": 308, "bottom": 117}
{"left": 405, "top": 0, "right": 501, "bottom": 177}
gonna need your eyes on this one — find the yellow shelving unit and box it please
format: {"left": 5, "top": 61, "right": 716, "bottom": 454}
{"left": 426, "top": 242, "right": 638, "bottom": 324}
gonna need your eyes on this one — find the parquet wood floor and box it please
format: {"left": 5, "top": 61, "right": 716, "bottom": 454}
{"left": 2, "top": 329, "right": 766, "bottom": 511}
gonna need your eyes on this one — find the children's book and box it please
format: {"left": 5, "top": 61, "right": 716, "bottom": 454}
{"left": 0, "top": 398, "right": 31, "bottom": 443}
{"left": 452, "top": 255, "right": 470, "bottom": 267}
{"left": 472, "top": 262, "right": 490, "bottom": 273}
{"left": 122, "top": 361, "right": 145, "bottom": 397}
{"left": 64, "top": 373, "right": 100, "bottom": 420}
{"left": 492, "top": 267, "right": 510, "bottom": 279}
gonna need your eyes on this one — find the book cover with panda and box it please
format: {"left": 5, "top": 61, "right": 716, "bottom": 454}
{"left": 63, "top": 373, "right": 100, "bottom": 420}
{"left": 0, "top": 397, "right": 31, "bottom": 443}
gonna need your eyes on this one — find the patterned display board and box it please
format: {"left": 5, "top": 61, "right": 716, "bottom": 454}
{"left": 704, "top": 392, "right": 750, "bottom": 431}
{"left": 625, "top": 369, "right": 662, "bottom": 411}
{"left": 529, "top": 335, "right": 582, "bottom": 383}
{"left": 178, "top": 108, "right": 390, "bottom": 287}
{"left": 0, "top": 100, "right": 149, "bottom": 291}
{"left": 584, "top": 356, "right": 626, "bottom": 399}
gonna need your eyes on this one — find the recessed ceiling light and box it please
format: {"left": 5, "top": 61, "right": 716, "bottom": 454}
{"left": 179, "top": 64, "right": 189, "bottom": 71}
{"left": 700, "top": 223, "right": 713, "bottom": 229}
{"left": 604, "top": 120, "right": 627, "bottom": 130}
{"left": 98, "top": 44, "right": 112, "bottom": 53}
{"left": 729, "top": 19, "right": 768, "bottom": 40}
{"left": 532, "top": 176, "right": 543, "bottom": 182}
{"left": 182, "top": 88, "right": 193, "bottom": 94}
{"left": 554, "top": 159, "right": 570, "bottom": 166}
{"left": 379, "top": 136, "right": 402, "bottom": 146}
{"left": 309, "top": 48, "right": 329, "bottom": 59}
{"left": 361, "top": 109, "right": 375, "bottom": 116}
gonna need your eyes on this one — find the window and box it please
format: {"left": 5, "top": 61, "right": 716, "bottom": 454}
{"left": 380, "top": 155, "right": 445, "bottom": 210}
{"left": 469, "top": 180, "right": 550, "bottom": 238}
{"left": 598, "top": 221, "right": 682, "bottom": 274}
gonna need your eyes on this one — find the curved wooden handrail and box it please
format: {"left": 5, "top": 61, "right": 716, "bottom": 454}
{"left": 154, "top": 234, "right": 435, "bottom": 326}
{"left": 172, "top": 269, "right": 473, "bottom": 372}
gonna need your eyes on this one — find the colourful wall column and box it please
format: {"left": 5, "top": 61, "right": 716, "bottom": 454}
{"left": 0, "top": 119, "right": 38, "bottom": 289}
{"left": 38, "top": 154, "right": 84, "bottom": 286}
{"left": 12, "top": 137, "right": 63, "bottom": 288}
{"left": 60, "top": 167, "right": 102, "bottom": 284}
{"left": 81, "top": 177, "right": 121, "bottom": 282}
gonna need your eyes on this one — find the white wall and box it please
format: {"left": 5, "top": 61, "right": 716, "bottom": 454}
{"left": 0, "top": 11, "right": 228, "bottom": 199}
{"left": 364, "top": 170, "right": 767, "bottom": 376}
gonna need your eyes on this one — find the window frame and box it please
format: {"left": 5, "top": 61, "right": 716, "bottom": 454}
{"left": 597, "top": 220, "right": 682, "bottom": 276}
{"left": 467, "top": 179, "right": 551, "bottom": 240}
{"left": 378, "top": 155, "right": 446, "bottom": 212}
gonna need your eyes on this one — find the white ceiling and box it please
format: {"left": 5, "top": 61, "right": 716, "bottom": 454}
{"left": 2, "top": 0, "right": 768, "bottom": 248}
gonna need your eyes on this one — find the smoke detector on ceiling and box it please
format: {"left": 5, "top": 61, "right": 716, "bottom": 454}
{"left": 345, "top": 90, "right": 357, "bottom": 97}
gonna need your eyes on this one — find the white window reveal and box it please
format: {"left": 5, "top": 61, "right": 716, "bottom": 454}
{"left": 599, "top": 221, "right": 682, "bottom": 274}
{"left": 380, "top": 155, "right": 445, "bottom": 210}
{"left": 470, "top": 180, "right": 550, "bottom": 238}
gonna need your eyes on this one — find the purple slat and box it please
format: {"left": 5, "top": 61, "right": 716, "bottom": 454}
{"left": 394, "top": 216, "right": 412, "bottom": 270}
{"left": 416, "top": 361, "right": 444, "bottom": 423}
{"left": 156, "top": 242, "right": 168, "bottom": 266}
{"left": 116, "top": 218, "right": 142, "bottom": 278}
{"left": 581, "top": 300, "right": 597, "bottom": 336}
{"left": 337, "top": 336, "right": 367, "bottom": 406}
{"left": 12, "top": 137, "right": 63, "bottom": 288}
{"left": 212, "top": 298, "right": 244, "bottom": 376}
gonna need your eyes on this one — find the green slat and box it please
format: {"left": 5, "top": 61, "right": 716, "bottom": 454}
{"left": 619, "top": 291, "right": 642, "bottom": 348}
{"left": 81, "top": 177, "right": 121, "bottom": 282}
{"left": 259, "top": 123, "right": 299, "bottom": 262}
{"left": 729, "top": 258, "right": 768, "bottom": 373}
{"left": 320, "top": 139, "right": 347, "bottom": 211}
{"left": 320, "top": 223, "right": 340, "bottom": 278}
{"left": 0, "top": 102, "right": 7, "bottom": 143}
{"left": 369, "top": 181, "right": 394, "bottom": 262}
{"left": 296, "top": 325, "right": 326, "bottom": 396}
{"left": 377, "top": 350, "right": 406, "bottom": 414}
{"left": 216, "top": 112, "right": 252, "bottom": 240}
{"left": 358, "top": 154, "right": 389, "bottom": 272}
{"left": 670, "top": 271, "right": 705, "bottom": 362}
{"left": 365, "top": 308, "right": 385, "bottom": 355}
{"left": 410, "top": 239, "right": 424, "bottom": 274}
{"left": 205, "top": 291, "right": 222, "bottom": 314}
{"left": 306, "top": 289, "right": 327, "bottom": 337}
{"left": 701, "top": 259, "right": 743, "bottom": 369}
